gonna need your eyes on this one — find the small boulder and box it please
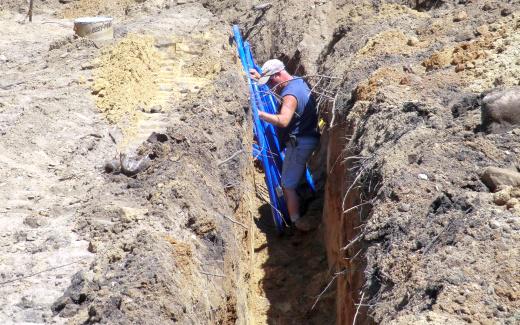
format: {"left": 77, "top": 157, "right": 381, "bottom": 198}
{"left": 481, "top": 87, "right": 520, "bottom": 133}
{"left": 454, "top": 11, "right": 468, "bottom": 22}
{"left": 494, "top": 190, "right": 511, "bottom": 206}
{"left": 506, "top": 198, "right": 519, "bottom": 209}
{"left": 120, "top": 153, "right": 151, "bottom": 177}
{"left": 480, "top": 167, "right": 520, "bottom": 192}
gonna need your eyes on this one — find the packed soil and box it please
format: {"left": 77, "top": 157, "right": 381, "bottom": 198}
{"left": 2, "top": 1, "right": 520, "bottom": 325}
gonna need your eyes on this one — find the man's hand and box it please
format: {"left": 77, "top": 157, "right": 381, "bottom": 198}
{"left": 258, "top": 111, "right": 268, "bottom": 120}
{"left": 249, "top": 69, "right": 261, "bottom": 80}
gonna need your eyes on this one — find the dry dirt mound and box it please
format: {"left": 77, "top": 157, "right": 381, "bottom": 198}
{"left": 92, "top": 34, "right": 161, "bottom": 133}
{"left": 1, "top": 2, "right": 256, "bottom": 324}
{"left": 48, "top": 5, "right": 256, "bottom": 324}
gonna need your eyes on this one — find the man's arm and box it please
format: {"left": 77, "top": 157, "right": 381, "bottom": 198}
{"left": 258, "top": 95, "right": 297, "bottom": 128}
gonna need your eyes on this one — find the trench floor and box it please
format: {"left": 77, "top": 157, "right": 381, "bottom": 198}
{"left": 248, "top": 171, "right": 336, "bottom": 325}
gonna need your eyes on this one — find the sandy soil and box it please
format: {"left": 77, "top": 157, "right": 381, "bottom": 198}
{"left": 0, "top": 2, "right": 254, "bottom": 324}
{"left": 3, "top": 0, "right": 520, "bottom": 324}
{"left": 0, "top": 10, "right": 110, "bottom": 324}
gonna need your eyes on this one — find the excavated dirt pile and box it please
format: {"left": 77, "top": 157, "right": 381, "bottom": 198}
{"left": 1, "top": 1, "right": 255, "bottom": 324}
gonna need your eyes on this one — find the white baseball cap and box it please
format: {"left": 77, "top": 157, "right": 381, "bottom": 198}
{"left": 257, "top": 59, "right": 285, "bottom": 85}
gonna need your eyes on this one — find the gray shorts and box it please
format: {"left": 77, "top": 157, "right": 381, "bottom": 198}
{"left": 281, "top": 137, "right": 318, "bottom": 189}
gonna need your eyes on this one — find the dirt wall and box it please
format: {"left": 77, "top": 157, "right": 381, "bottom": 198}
{"left": 208, "top": 0, "right": 520, "bottom": 324}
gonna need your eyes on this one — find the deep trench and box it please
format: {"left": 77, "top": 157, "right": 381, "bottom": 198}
{"left": 242, "top": 52, "right": 373, "bottom": 324}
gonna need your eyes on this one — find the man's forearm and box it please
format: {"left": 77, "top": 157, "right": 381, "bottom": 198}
{"left": 258, "top": 111, "right": 281, "bottom": 127}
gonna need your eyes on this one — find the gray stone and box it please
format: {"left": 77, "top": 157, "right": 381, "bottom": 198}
{"left": 398, "top": 203, "right": 411, "bottom": 212}
{"left": 23, "top": 215, "right": 47, "bottom": 228}
{"left": 479, "top": 166, "right": 520, "bottom": 191}
{"left": 481, "top": 87, "right": 520, "bottom": 133}
{"left": 120, "top": 153, "right": 151, "bottom": 177}
{"left": 489, "top": 220, "right": 500, "bottom": 229}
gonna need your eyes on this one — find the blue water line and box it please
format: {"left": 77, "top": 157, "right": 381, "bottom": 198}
{"left": 233, "top": 25, "right": 316, "bottom": 232}
{"left": 243, "top": 42, "right": 316, "bottom": 192}
{"left": 233, "top": 26, "right": 286, "bottom": 231}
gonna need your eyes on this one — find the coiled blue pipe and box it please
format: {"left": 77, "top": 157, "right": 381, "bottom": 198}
{"left": 233, "top": 25, "right": 316, "bottom": 233}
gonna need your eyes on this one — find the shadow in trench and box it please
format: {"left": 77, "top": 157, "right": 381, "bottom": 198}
{"left": 253, "top": 196, "right": 336, "bottom": 325}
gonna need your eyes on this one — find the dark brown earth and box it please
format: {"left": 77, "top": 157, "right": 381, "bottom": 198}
{"left": 207, "top": 1, "right": 520, "bottom": 324}
{"left": 2, "top": 1, "right": 520, "bottom": 324}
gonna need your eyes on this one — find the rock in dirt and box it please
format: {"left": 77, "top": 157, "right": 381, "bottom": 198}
{"left": 479, "top": 167, "right": 520, "bottom": 191}
{"left": 147, "top": 132, "right": 168, "bottom": 143}
{"left": 23, "top": 215, "right": 47, "bottom": 228}
{"left": 104, "top": 159, "right": 121, "bottom": 173}
{"left": 493, "top": 189, "right": 510, "bottom": 205}
{"left": 501, "top": 8, "right": 512, "bottom": 16}
{"left": 481, "top": 87, "right": 520, "bottom": 133}
{"left": 120, "top": 153, "right": 151, "bottom": 176}
{"left": 418, "top": 173, "right": 429, "bottom": 180}
{"left": 453, "top": 11, "right": 468, "bottom": 22}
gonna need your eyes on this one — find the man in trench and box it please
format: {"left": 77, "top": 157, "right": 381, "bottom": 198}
{"left": 249, "top": 59, "right": 319, "bottom": 232}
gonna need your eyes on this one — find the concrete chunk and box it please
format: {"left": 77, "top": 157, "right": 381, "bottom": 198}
{"left": 481, "top": 87, "right": 520, "bottom": 133}
{"left": 479, "top": 167, "right": 520, "bottom": 192}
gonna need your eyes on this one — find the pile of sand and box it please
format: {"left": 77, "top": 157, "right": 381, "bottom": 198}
{"left": 92, "top": 34, "right": 161, "bottom": 130}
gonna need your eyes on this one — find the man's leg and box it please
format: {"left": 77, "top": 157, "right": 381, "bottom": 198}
{"left": 283, "top": 187, "right": 301, "bottom": 223}
{"left": 281, "top": 139, "right": 317, "bottom": 226}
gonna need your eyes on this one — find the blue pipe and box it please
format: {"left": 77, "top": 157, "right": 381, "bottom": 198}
{"left": 233, "top": 26, "right": 286, "bottom": 231}
{"left": 233, "top": 25, "right": 316, "bottom": 232}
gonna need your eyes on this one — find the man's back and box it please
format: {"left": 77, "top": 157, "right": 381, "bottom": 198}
{"left": 279, "top": 78, "right": 319, "bottom": 140}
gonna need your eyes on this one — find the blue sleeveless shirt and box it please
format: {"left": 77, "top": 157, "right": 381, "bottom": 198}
{"left": 279, "top": 77, "right": 319, "bottom": 141}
